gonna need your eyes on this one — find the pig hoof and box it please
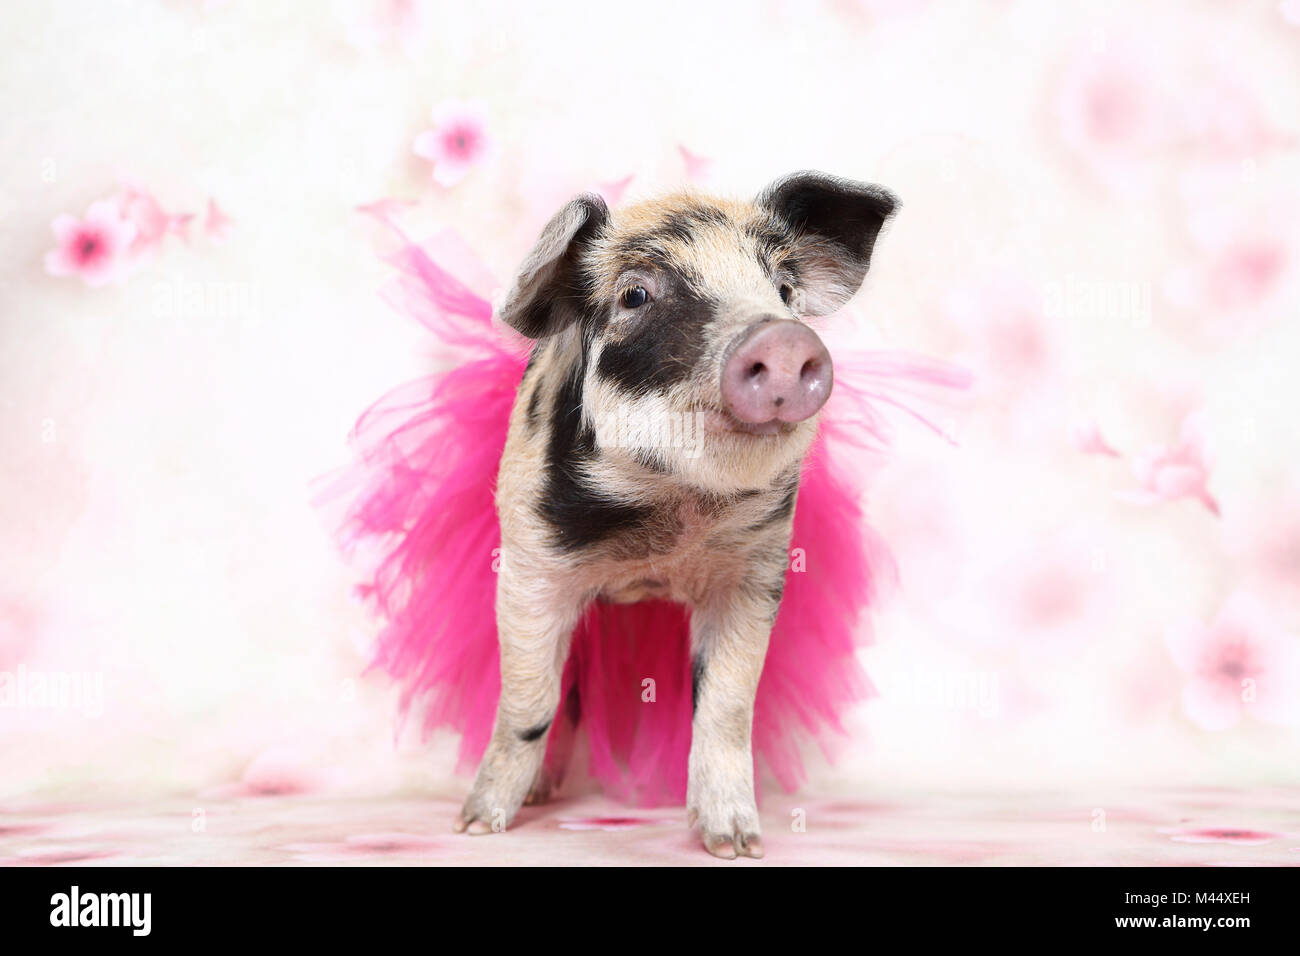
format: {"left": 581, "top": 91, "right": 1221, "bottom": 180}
{"left": 691, "top": 802, "right": 764, "bottom": 860}
{"left": 703, "top": 828, "right": 764, "bottom": 859}
{"left": 453, "top": 796, "right": 511, "bottom": 835}
{"left": 453, "top": 811, "right": 505, "bottom": 835}
{"left": 706, "top": 833, "right": 739, "bottom": 859}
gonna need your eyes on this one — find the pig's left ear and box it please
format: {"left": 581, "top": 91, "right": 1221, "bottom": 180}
{"left": 498, "top": 193, "right": 609, "bottom": 338}
{"left": 758, "top": 171, "right": 899, "bottom": 315}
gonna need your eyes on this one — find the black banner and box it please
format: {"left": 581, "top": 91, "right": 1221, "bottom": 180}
{"left": 0, "top": 865, "right": 1289, "bottom": 943}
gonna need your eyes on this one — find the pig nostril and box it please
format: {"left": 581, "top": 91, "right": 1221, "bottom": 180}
{"left": 722, "top": 319, "right": 832, "bottom": 424}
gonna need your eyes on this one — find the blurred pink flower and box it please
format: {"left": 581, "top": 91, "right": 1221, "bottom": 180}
{"left": 1007, "top": 545, "right": 1097, "bottom": 636}
{"left": 593, "top": 173, "right": 634, "bottom": 205}
{"left": 922, "top": 529, "right": 1112, "bottom": 655}
{"left": 679, "top": 144, "right": 712, "bottom": 182}
{"left": 44, "top": 200, "right": 137, "bottom": 287}
{"left": 1072, "top": 420, "right": 1120, "bottom": 457}
{"left": 1120, "top": 413, "right": 1219, "bottom": 516}
{"left": 413, "top": 99, "right": 491, "bottom": 187}
{"left": 1280, "top": 0, "right": 1300, "bottom": 27}
{"left": 117, "top": 187, "right": 192, "bottom": 254}
{"left": 1227, "top": 481, "right": 1300, "bottom": 597}
{"left": 965, "top": 285, "right": 1051, "bottom": 377}
{"left": 1165, "top": 202, "right": 1293, "bottom": 338}
{"left": 1053, "top": 42, "right": 1169, "bottom": 190}
{"left": 944, "top": 274, "right": 1057, "bottom": 411}
{"left": 1253, "top": 516, "right": 1300, "bottom": 587}
{"left": 1164, "top": 591, "right": 1300, "bottom": 730}
{"left": 204, "top": 198, "right": 233, "bottom": 242}
{"left": 1056, "top": 38, "right": 1291, "bottom": 192}
{"left": 1205, "top": 237, "right": 1288, "bottom": 311}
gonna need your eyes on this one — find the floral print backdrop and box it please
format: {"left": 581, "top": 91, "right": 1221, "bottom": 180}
{"left": 1, "top": 0, "right": 1298, "bottom": 808}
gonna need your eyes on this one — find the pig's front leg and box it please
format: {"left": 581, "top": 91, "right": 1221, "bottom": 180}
{"left": 453, "top": 574, "right": 580, "bottom": 835}
{"left": 686, "top": 572, "right": 783, "bottom": 859}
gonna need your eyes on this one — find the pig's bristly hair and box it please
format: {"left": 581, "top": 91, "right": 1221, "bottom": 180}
{"left": 318, "top": 208, "right": 970, "bottom": 805}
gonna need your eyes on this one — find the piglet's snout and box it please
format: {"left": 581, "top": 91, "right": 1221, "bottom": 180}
{"left": 720, "top": 318, "right": 833, "bottom": 425}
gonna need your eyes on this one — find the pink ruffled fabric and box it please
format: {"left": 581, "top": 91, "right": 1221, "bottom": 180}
{"left": 321, "top": 211, "right": 969, "bottom": 806}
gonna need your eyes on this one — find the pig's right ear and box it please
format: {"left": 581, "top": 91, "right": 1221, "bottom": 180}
{"left": 758, "top": 172, "right": 898, "bottom": 316}
{"left": 497, "top": 193, "right": 609, "bottom": 338}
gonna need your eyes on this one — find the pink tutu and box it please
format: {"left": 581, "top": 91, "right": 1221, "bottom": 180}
{"left": 321, "top": 208, "right": 969, "bottom": 806}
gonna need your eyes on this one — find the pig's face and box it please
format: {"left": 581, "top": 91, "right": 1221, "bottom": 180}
{"left": 499, "top": 172, "right": 897, "bottom": 497}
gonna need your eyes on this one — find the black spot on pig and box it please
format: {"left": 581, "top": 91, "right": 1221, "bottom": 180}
{"left": 595, "top": 281, "right": 717, "bottom": 393}
{"left": 518, "top": 719, "right": 551, "bottom": 743}
{"left": 656, "top": 205, "right": 730, "bottom": 242}
{"left": 745, "top": 219, "right": 794, "bottom": 274}
{"left": 691, "top": 655, "right": 706, "bottom": 713}
{"left": 539, "top": 351, "right": 654, "bottom": 551}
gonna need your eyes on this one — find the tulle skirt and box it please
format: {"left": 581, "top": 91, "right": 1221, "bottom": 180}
{"left": 321, "top": 208, "right": 969, "bottom": 805}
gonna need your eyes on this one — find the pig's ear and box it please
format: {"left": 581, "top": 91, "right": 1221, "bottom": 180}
{"left": 758, "top": 171, "right": 898, "bottom": 315}
{"left": 498, "top": 193, "right": 609, "bottom": 338}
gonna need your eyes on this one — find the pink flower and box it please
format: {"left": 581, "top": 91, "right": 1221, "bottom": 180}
{"left": 593, "top": 173, "right": 634, "bottom": 205}
{"left": 1007, "top": 543, "right": 1100, "bottom": 636}
{"left": 1165, "top": 199, "right": 1294, "bottom": 338}
{"left": 117, "top": 187, "right": 192, "bottom": 254}
{"left": 1205, "top": 237, "right": 1288, "bottom": 311}
{"left": 204, "top": 198, "right": 233, "bottom": 242}
{"left": 1252, "top": 511, "right": 1300, "bottom": 586}
{"left": 1120, "top": 413, "right": 1219, "bottom": 516}
{"left": 413, "top": 100, "right": 491, "bottom": 187}
{"left": 944, "top": 274, "right": 1057, "bottom": 431}
{"left": 1072, "top": 420, "right": 1120, "bottom": 457}
{"left": 1227, "top": 482, "right": 1300, "bottom": 596}
{"left": 679, "top": 144, "right": 712, "bottom": 182}
{"left": 44, "top": 200, "right": 137, "bottom": 287}
{"left": 1052, "top": 40, "right": 1172, "bottom": 192}
{"left": 1164, "top": 591, "right": 1300, "bottom": 730}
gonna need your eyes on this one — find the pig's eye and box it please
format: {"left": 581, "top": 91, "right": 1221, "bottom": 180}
{"left": 620, "top": 286, "right": 649, "bottom": 308}
{"left": 779, "top": 283, "right": 795, "bottom": 306}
